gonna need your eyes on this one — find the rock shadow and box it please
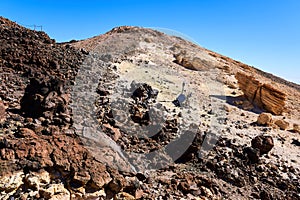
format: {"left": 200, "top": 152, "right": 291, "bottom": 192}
{"left": 210, "top": 94, "right": 264, "bottom": 114}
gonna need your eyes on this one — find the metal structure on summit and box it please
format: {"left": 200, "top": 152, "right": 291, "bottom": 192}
{"left": 16, "top": 21, "right": 43, "bottom": 31}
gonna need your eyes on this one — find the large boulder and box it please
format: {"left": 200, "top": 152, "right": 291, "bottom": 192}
{"left": 174, "top": 52, "right": 211, "bottom": 71}
{"left": 257, "top": 113, "right": 273, "bottom": 126}
{"left": 20, "top": 78, "right": 70, "bottom": 126}
{"left": 251, "top": 135, "right": 274, "bottom": 155}
{"left": 274, "top": 119, "right": 289, "bottom": 130}
{"left": 235, "top": 72, "right": 286, "bottom": 115}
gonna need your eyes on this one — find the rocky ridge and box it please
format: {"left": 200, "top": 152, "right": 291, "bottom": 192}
{"left": 0, "top": 17, "right": 130, "bottom": 199}
{"left": 0, "top": 17, "right": 299, "bottom": 199}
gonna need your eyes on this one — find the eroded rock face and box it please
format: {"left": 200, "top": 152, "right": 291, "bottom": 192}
{"left": 235, "top": 72, "right": 286, "bottom": 115}
{"left": 174, "top": 52, "right": 212, "bottom": 71}
{"left": 0, "top": 128, "right": 116, "bottom": 198}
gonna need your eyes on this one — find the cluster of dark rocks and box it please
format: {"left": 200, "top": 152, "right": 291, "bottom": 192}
{"left": 91, "top": 59, "right": 300, "bottom": 199}
{"left": 96, "top": 76, "right": 181, "bottom": 154}
{"left": 192, "top": 136, "right": 299, "bottom": 199}
{"left": 20, "top": 78, "right": 71, "bottom": 127}
{"left": 0, "top": 17, "right": 82, "bottom": 81}
{"left": 0, "top": 17, "right": 133, "bottom": 199}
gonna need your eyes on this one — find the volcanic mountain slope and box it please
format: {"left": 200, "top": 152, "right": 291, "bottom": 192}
{"left": 0, "top": 17, "right": 300, "bottom": 199}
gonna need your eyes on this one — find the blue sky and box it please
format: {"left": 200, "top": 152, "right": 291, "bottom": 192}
{"left": 1, "top": 0, "right": 299, "bottom": 84}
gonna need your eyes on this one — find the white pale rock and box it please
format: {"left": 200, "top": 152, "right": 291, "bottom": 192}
{"left": 0, "top": 171, "right": 24, "bottom": 193}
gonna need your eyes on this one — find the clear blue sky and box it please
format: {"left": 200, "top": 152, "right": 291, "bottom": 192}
{"left": 1, "top": 0, "right": 299, "bottom": 84}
